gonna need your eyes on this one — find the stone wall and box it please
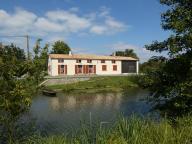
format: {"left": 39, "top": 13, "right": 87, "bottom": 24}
{"left": 43, "top": 77, "right": 90, "bottom": 86}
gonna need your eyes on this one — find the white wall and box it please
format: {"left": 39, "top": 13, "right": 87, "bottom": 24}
{"left": 49, "top": 58, "right": 122, "bottom": 76}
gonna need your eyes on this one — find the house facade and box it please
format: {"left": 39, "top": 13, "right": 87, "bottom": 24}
{"left": 48, "top": 53, "right": 139, "bottom": 76}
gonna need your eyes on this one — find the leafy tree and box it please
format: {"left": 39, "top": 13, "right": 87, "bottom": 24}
{"left": 51, "top": 40, "right": 71, "bottom": 54}
{"left": 114, "top": 49, "right": 138, "bottom": 59}
{"left": 142, "top": 0, "right": 192, "bottom": 117}
{"left": 140, "top": 56, "right": 166, "bottom": 73}
{"left": 29, "top": 39, "right": 49, "bottom": 84}
{"left": 0, "top": 44, "right": 33, "bottom": 143}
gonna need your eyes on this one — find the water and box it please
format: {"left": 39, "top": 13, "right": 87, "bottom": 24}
{"left": 29, "top": 88, "right": 152, "bottom": 134}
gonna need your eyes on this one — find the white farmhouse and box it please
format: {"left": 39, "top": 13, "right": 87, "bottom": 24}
{"left": 48, "top": 53, "right": 139, "bottom": 76}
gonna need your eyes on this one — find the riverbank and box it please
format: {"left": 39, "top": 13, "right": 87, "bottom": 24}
{"left": 23, "top": 115, "right": 192, "bottom": 144}
{"left": 47, "top": 76, "right": 139, "bottom": 93}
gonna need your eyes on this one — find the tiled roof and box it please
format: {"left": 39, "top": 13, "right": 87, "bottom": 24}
{"left": 49, "top": 54, "right": 138, "bottom": 61}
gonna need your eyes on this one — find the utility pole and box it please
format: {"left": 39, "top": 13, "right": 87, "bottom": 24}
{"left": 26, "top": 35, "right": 30, "bottom": 60}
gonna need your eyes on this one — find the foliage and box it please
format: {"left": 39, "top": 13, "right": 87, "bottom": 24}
{"left": 139, "top": 56, "right": 166, "bottom": 73}
{"left": 47, "top": 76, "right": 138, "bottom": 93}
{"left": 23, "top": 115, "right": 192, "bottom": 144}
{"left": 0, "top": 44, "right": 35, "bottom": 144}
{"left": 141, "top": 0, "right": 192, "bottom": 117}
{"left": 51, "top": 40, "right": 71, "bottom": 54}
{"left": 29, "top": 39, "right": 49, "bottom": 84}
{"left": 113, "top": 49, "right": 138, "bottom": 59}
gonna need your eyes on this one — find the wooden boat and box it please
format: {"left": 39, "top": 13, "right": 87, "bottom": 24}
{"left": 42, "top": 89, "right": 57, "bottom": 97}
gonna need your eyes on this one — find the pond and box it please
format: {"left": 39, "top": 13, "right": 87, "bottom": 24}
{"left": 29, "top": 88, "right": 153, "bottom": 134}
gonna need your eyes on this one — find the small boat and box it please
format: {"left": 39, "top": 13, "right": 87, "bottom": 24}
{"left": 42, "top": 89, "right": 57, "bottom": 97}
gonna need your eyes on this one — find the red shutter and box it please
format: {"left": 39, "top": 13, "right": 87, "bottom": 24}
{"left": 102, "top": 65, "right": 107, "bottom": 71}
{"left": 65, "top": 65, "right": 67, "bottom": 74}
{"left": 113, "top": 65, "right": 117, "bottom": 71}
{"left": 83, "top": 65, "right": 86, "bottom": 74}
{"left": 94, "top": 65, "right": 96, "bottom": 74}
{"left": 86, "top": 65, "right": 88, "bottom": 74}
{"left": 58, "top": 65, "right": 60, "bottom": 75}
{"left": 75, "top": 65, "right": 77, "bottom": 74}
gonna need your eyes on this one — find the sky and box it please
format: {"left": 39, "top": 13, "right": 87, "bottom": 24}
{"left": 0, "top": 0, "right": 170, "bottom": 62}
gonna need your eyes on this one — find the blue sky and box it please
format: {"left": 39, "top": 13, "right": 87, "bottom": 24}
{"left": 0, "top": 0, "right": 170, "bottom": 62}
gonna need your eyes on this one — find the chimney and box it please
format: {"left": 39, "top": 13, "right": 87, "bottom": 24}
{"left": 69, "top": 51, "right": 72, "bottom": 56}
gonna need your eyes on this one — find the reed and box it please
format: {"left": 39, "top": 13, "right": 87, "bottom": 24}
{"left": 23, "top": 115, "right": 192, "bottom": 144}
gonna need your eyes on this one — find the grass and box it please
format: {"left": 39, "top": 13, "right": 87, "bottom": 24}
{"left": 47, "top": 76, "right": 139, "bottom": 93}
{"left": 23, "top": 115, "right": 192, "bottom": 144}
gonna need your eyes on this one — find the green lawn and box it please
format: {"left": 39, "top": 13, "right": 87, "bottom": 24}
{"left": 47, "top": 76, "right": 139, "bottom": 93}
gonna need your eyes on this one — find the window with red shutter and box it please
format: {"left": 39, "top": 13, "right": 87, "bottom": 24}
{"left": 102, "top": 65, "right": 107, "bottom": 71}
{"left": 113, "top": 65, "right": 117, "bottom": 71}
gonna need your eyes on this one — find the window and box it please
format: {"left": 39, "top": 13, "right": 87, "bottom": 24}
{"left": 113, "top": 65, "right": 117, "bottom": 71}
{"left": 102, "top": 65, "right": 107, "bottom": 71}
{"left": 77, "top": 65, "right": 83, "bottom": 73}
{"left": 112, "top": 60, "right": 116, "bottom": 64}
{"left": 101, "top": 60, "right": 105, "bottom": 63}
{"left": 87, "top": 59, "right": 92, "bottom": 63}
{"left": 76, "top": 59, "right": 82, "bottom": 63}
{"left": 58, "top": 58, "right": 64, "bottom": 63}
{"left": 78, "top": 65, "right": 82, "bottom": 68}
{"left": 88, "top": 65, "right": 93, "bottom": 73}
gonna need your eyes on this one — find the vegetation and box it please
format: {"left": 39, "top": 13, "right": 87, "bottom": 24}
{"left": 0, "top": 39, "right": 50, "bottom": 143}
{"left": 139, "top": 0, "right": 192, "bottom": 117}
{"left": 29, "top": 39, "right": 49, "bottom": 84}
{"left": 51, "top": 40, "right": 71, "bottom": 54}
{"left": 47, "top": 76, "right": 139, "bottom": 93}
{"left": 22, "top": 115, "right": 192, "bottom": 144}
{"left": 0, "top": 44, "right": 35, "bottom": 144}
{"left": 139, "top": 56, "right": 166, "bottom": 73}
{"left": 113, "top": 49, "right": 138, "bottom": 59}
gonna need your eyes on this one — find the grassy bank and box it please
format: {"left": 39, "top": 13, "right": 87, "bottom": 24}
{"left": 47, "top": 76, "right": 139, "bottom": 93}
{"left": 23, "top": 115, "right": 192, "bottom": 144}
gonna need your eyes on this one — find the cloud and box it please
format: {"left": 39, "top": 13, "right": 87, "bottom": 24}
{"left": 0, "top": 7, "right": 127, "bottom": 37}
{"left": 90, "top": 25, "right": 107, "bottom": 34}
{"left": 0, "top": 8, "right": 37, "bottom": 35}
{"left": 0, "top": 7, "right": 129, "bottom": 54}
{"left": 46, "top": 10, "right": 91, "bottom": 32}
{"left": 89, "top": 7, "right": 128, "bottom": 35}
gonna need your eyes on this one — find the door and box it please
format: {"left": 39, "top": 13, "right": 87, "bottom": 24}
{"left": 121, "top": 61, "right": 136, "bottom": 73}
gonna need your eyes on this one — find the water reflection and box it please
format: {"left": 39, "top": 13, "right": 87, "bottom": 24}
{"left": 30, "top": 88, "right": 151, "bottom": 134}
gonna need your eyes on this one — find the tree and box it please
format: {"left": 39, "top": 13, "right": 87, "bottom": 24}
{"left": 29, "top": 39, "right": 49, "bottom": 84}
{"left": 142, "top": 0, "right": 192, "bottom": 117}
{"left": 0, "top": 44, "right": 33, "bottom": 143}
{"left": 51, "top": 40, "right": 71, "bottom": 54}
{"left": 140, "top": 56, "right": 166, "bottom": 73}
{"left": 114, "top": 49, "right": 138, "bottom": 59}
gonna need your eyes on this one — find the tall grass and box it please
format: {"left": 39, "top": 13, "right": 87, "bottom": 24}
{"left": 23, "top": 115, "right": 192, "bottom": 144}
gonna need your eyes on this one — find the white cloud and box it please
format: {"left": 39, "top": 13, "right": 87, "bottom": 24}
{"left": 0, "top": 8, "right": 37, "bottom": 35}
{"left": 0, "top": 7, "right": 129, "bottom": 54}
{"left": 90, "top": 25, "right": 107, "bottom": 34}
{"left": 0, "top": 7, "right": 128, "bottom": 37}
{"left": 35, "top": 17, "right": 65, "bottom": 33}
{"left": 46, "top": 10, "right": 91, "bottom": 32}
{"left": 89, "top": 7, "right": 127, "bottom": 35}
